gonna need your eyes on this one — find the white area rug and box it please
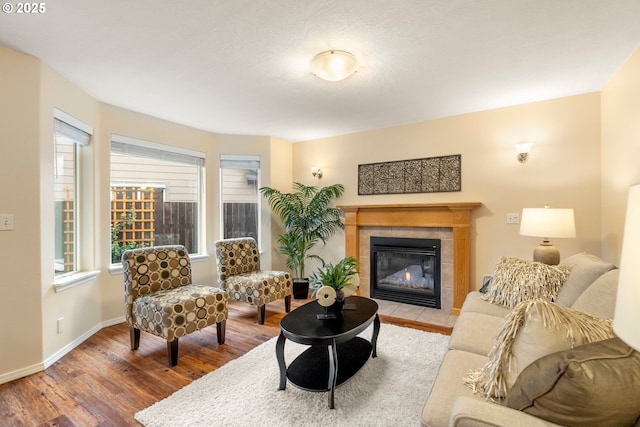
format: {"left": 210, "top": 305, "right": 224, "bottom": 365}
{"left": 135, "top": 324, "right": 450, "bottom": 427}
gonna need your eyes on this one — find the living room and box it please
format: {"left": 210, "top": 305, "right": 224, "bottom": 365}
{"left": 1, "top": 1, "right": 640, "bottom": 425}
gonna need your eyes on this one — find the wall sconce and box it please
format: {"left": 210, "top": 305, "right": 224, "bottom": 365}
{"left": 516, "top": 143, "right": 532, "bottom": 163}
{"left": 311, "top": 166, "right": 323, "bottom": 179}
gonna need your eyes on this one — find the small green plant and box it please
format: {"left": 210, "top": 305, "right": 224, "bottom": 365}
{"left": 111, "top": 209, "right": 144, "bottom": 263}
{"left": 309, "top": 256, "right": 359, "bottom": 296}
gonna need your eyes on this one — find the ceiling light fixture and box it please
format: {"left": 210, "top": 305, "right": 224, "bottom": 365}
{"left": 310, "top": 50, "right": 359, "bottom": 82}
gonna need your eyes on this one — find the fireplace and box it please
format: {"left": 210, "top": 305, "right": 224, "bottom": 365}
{"left": 370, "top": 236, "right": 441, "bottom": 308}
{"left": 339, "top": 203, "right": 481, "bottom": 315}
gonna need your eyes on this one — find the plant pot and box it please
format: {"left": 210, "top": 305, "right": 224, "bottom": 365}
{"left": 292, "top": 278, "right": 310, "bottom": 299}
{"left": 326, "top": 289, "right": 345, "bottom": 312}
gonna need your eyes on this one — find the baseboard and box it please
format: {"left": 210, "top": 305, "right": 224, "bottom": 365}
{"left": 0, "top": 362, "right": 46, "bottom": 385}
{"left": 0, "top": 315, "right": 126, "bottom": 385}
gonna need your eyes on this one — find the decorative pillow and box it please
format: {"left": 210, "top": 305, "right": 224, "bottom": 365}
{"left": 505, "top": 337, "right": 640, "bottom": 427}
{"left": 555, "top": 252, "right": 616, "bottom": 307}
{"left": 481, "top": 256, "right": 570, "bottom": 308}
{"left": 464, "top": 299, "right": 615, "bottom": 400}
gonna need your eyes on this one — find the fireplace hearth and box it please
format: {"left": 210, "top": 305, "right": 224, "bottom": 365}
{"left": 370, "top": 236, "right": 441, "bottom": 308}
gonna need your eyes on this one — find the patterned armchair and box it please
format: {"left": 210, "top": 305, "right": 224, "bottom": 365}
{"left": 122, "top": 245, "right": 228, "bottom": 366}
{"left": 215, "top": 237, "right": 292, "bottom": 324}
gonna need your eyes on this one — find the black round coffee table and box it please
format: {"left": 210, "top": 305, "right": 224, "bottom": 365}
{"left": 276, "top": 296, "right": 380, "bottom": 409}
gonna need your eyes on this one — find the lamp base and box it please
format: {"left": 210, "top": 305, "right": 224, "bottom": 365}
{"left": 533, "top": 242, "right": 560, "bottom": 265}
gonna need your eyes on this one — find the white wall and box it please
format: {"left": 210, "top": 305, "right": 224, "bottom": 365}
{"left": 265, "top": 137, "right": 293, "bottom": 272}
{"left": 39, "top": 61, "right": 103, "bottom": 369}
{"left": 601, "top": 45, "right": 640, "bottom": 264}
{"left": 292, "top": 93, "right": 603, "bottom": 289}
{"left": 0, "top": 46, "right": 44, "bottom": 379}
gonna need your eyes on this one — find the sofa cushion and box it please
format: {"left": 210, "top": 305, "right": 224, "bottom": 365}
{"left": 465, "top": 299, "right": 615, "bottom": 400}
{"left": 421, "top": 349, "right": 488, "bottom": 427}
{"left": 450, "top": 396, "right": 565, "bottom": 427}
{"left": 449, "top": 311, "right": 506, "bottom": 356}
{"left": 460, "top": 291, "right": 512, "bottom": 317}
{"left": 555, "top": 252, "right": 616, "bottom": 307}
{"left": 571, "top": 269, "right": 619, "bottom": 319}
{"left": 505, "top": 337, "right": 640, "bottom": 427}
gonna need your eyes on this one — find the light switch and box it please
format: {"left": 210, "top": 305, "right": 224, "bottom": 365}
{"left": 506, "top": 213, "right": 520, "bottom": 224}
{"left": 0, "top": 214, "right": 14, "bottom": 231}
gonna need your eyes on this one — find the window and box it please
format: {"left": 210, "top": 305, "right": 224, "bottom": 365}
{"left": 54, "top": 109, "right": 92, "bottom": 276}
{"left": 110, "top": 135, "right": 205, "bottom": 264}
{"left": 220, "top": 155, "right": 261, "bottom": 245}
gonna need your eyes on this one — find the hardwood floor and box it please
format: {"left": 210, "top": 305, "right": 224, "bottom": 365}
{"left": 0, "top": 299, "right": 451, "bottom": 427}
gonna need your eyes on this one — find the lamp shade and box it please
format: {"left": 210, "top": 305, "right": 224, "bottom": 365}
{"left": 614, "top": 183, "right": 640, "bottom": 351}
{"left": 520, "top": 208, "right": 576, "bottom": 238}
{"left": 310, "top": 50, "right": 358, "bottom": 82}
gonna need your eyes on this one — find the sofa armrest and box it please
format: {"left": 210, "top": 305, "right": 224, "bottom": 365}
{"left": 450, "top": 396, "right": 562, "bottom": 427}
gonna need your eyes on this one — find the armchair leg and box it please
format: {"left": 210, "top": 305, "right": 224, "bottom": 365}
{"left": 129, "top": 327, "right": 140, "bottom": 350}
{"left": 168, "top": 339, "right": 178, "bottom": 367}
{"left": 258, "top": 305, "right": 266, "bottom": 325}
{"left": 285, "top": 294, "right": 291, "bottom": 313}
{"left": 216, "top": 320, "right": 226, "bottom": 344}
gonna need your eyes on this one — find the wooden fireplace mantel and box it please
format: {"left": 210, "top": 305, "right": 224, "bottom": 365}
{"left": 337, "top": 202, "right": 481, "bottom": 315}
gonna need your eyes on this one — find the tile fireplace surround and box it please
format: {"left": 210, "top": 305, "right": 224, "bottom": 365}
{"left": 338, "top": 203, "right": 481, "bottom": 316}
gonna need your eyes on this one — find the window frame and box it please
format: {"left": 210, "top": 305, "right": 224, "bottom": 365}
{"left": 53, "top": 108, "right": 93, "bottom": 279}
{"left": 109, "top": 134, "right": 206, "bottom": 269}
{"left": 219, "top": 154, "right": 262, "bottom": 249}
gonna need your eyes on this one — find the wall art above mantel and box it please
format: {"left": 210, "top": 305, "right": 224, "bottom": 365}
{"left": 358, "top": 154, "right": 461, "bottom": 195}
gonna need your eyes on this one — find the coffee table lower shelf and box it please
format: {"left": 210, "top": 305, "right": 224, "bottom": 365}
{"left": 286, "top": 337, "right": 372, "bottom": 392}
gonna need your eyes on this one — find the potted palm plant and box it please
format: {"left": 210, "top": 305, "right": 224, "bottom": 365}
{"left": 259, "top": 182, "right": 345, "bottom": 299}
{"left": 309, "top": 256, "right": 360, "bottom": 311}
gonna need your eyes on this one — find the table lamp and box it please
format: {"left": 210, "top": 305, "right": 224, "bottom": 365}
{"left": 520, "top": 206, "right": 576, "bottom": 265}
{"left": 614, "top": 183, "right": 640, "bottom": 352}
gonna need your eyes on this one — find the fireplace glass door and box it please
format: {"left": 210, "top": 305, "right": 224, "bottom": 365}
{"left": 370, "top": 237, "right": 441, "bottom": 308}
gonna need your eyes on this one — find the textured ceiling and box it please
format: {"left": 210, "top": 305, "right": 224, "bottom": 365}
{"left": 1, "top": 0, "right": 639, "bottom": 142}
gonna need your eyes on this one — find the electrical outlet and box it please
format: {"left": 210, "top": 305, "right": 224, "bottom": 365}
{"left": 506, "top": 213, "right": 520, "bottom": 224}
{"left": 0, "top": 214, "right": 14, "bottom": 231}
{"left": 57, "top": 317, "right": 64, "bottom": 334}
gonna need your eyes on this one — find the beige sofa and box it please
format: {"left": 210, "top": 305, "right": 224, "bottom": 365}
{"left": 421, "top": 252, "right": 640, "bottom": 427}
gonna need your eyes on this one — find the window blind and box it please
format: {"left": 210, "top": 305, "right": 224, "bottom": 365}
{"left": 111, "top": 134, "right": 205, "bottom": 167}
{"left": 54, "top": 119, "right": 92, "bottom": 147}
{"left": 220, "top": 154, "right": 260, "bottom": 169}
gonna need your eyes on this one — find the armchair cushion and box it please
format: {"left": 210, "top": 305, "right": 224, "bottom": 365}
{"left": 132, "top": 284, "right": 228, "bottom": 341}
{"left": 215, "top": 237, "right": 261, "bottom": 282}
{"left": 225, "top": 270, "right": 292, "bottom": 307}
